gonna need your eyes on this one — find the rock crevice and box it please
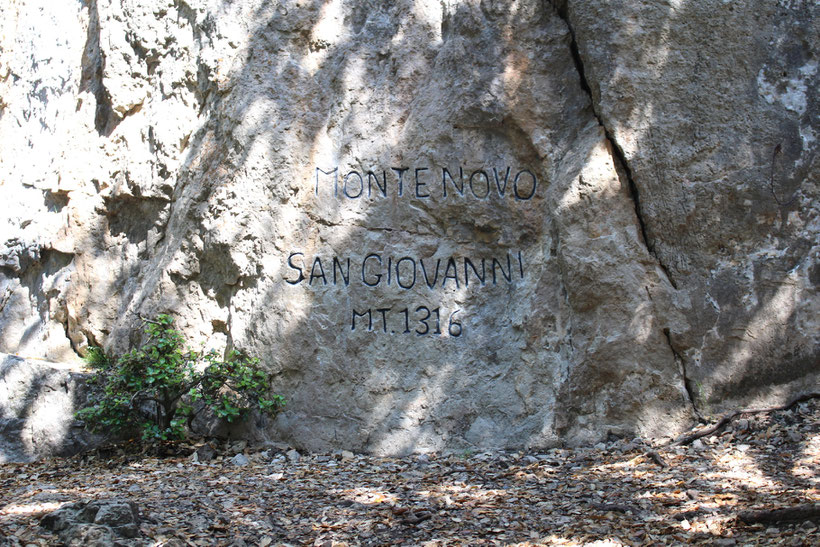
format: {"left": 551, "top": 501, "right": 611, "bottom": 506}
{"left": 550, "top": 0, "right": 678, "bottom": 291}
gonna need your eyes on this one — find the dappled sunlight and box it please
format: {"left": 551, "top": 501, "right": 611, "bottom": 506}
{"left": 0, "top": 355, "right": 93, "bottom": 463}
{"left": 369, "top": 363, "right": 460, "bottom": 455}
{"left": 1, "top": 398, "right": 817, "bottom": 543}
{"left": 793, "top": 431, "right": 819, "bottom": 486}
{"left": 1, "top": 501, "right": 64, "bottom": 517}
{"left": 306, "top": 0, "right": 348, "bottom": 75}
{"left": 0, "top": 0, "right": 813, "bottom": 500}
{"left": 411, "top": 0, "right": 445, "bottom": 43}
{"left": 565, "top": 0, "right": 817, "bottom": 425}
{"left": 259, "top": 0, "right": 570, "bottom": 454}
{"left": 541, "top": 538, "right": 628, "bottom": 546}
{"left": 710, "top": 443, "right": 777, "bottom": 489}
{"left": 715, "top": 267, "right": 807, "bottom": 392}
{"left": 339, "top": 486, "right": 399, "bottom": 506}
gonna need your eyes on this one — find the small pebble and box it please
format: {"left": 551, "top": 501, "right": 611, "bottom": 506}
{"left": 787, "top": 430, "right": 802, "bottom": 443}
{"left": 230, "top": 454, "right": 250, "bottom": 467}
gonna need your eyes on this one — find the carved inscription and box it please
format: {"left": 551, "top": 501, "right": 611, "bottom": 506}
{"left": 316, "top": 165, "right": 537, "bottom": 201}
{"left": 286, "top": 162, "right": 539, "bottom": 338}
{"left": 285, "top": 252, "right": 525, "bottom": 289}
{"left": 351, "top": 306, "right": 462, "bottom": 337}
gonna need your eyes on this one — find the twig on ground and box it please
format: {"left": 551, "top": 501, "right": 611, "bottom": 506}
{"left": 591, "top": 503, "right": 637, "bottom": 514}
{"left": 645, "top": 450, "right": 668, "bottom": 468}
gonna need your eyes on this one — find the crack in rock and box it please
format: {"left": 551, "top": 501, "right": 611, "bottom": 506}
{"left": 550, "top": 1, "right": 678, "bottom": 291}
{"left": 664, "top": 328, "right": 702, "bottom": 420}
{"left": 551, "top": 1, "right": 697, "bottom": 423}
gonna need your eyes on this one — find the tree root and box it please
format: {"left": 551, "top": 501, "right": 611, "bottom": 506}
{"left": 738, "top": 504, "right": 820, "bottom": 525}
{"left": 637, "top": 392, "right": 820, "bottom": 468}
{"left": 670, "top": 392, "right": 820, "bottom": 447}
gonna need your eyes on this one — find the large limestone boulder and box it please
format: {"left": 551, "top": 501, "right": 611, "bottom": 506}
{"left": 0, "top": 0, "right": 816, "bottom": 454}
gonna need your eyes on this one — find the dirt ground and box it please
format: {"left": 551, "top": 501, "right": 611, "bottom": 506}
{"left": 1, "top": 399, "right": 818, "bottom": 546}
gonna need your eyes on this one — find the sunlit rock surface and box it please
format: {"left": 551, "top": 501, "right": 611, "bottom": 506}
{"left": 0, "top": 0, "right": 816, "bottom": 454}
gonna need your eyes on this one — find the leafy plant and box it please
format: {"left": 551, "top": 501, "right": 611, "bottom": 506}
{"left": 77, "top": 314, "right": 285, "bottom": 442}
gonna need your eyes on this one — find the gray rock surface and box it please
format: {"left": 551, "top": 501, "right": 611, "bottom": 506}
{"left": 0, "top": 353, "right": 97, "bottom": 462}
{"left": 0, "top": 0, "right": 817, "bottom": 454}
{"left": 561, "top": 0, "right": 819, "bottom": 414}
{"left": 40, "top": 498, "right": 144, "bottom": 546}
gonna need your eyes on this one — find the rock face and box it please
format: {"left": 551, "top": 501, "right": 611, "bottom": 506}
{"left": 0, "top": 0, "right": 816, "bottom": 454}
{"left": 0, "top": 354, "right": 97, "bottom": 462}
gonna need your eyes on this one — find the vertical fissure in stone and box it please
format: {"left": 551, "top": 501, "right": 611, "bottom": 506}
{"left": 548, "top": 0, "right": 678, "bottom": 290}
{"left": 550, "top": 1, "right": 696, "bottom": 421}
{"left": 664, "top": 328, "right": 702, "bottom": 421}
{"left": 81, "top": 0, "right": 115, "bottom": 136}
{"left": 59, "top": 306, "right": 82, "bottom": 359}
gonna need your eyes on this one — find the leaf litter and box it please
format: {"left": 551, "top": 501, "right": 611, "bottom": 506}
{"left": 1, "top": 399, "right": 817, "bottom": 546}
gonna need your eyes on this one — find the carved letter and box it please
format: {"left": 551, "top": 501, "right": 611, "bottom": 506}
{"left": 315, "top": 167, "right": 338, "bottom": 197}
{"left": 333, "top": 257, "right": 350, "bottom": 286}
{"left": 419, "top": 257, "right": 441, "bottom": 289}
{"left": 367, "top": 170, "right": 387, "bottom": 197}
{"left": 286, "top": 252, "right": 305, "bottom": 285}
{"left": 343, "top": 170, "right": 364, "bottom": 199}
{"left": 469, "top": 169, "right": 490, "bottom": 199}
{"left": 464, "top": 257, "right": 486, "bottom": 286}
{"left": 442, "top": 167, "right": 464, "bottom": 198}
{"left": 392, "top": 167, "right": 409, "bottom": 197}
{"left": 493, "top": 166, "right": 511, "bottom": 197}
{"left": 492, "top": 254, "right": 512, "bottom": 284}
{"left": 309, "top": 257, "right": 327, "bottom": 285}
{"left": 395, "top": 256, "right": 417, "bottom": 290}
{"left": 415, "top": 167, "right": 430, "bottom": 198}
{"left": 513, "top": 169, "right": 537, "bottom": 200}
{"left": 362, "top": 254, "right": 383, "bottom": 287}
{"left": 376, "top": 307, "right": 391, "bottom": 333}
{"left": 352, "top": 308, "right": 372, "bottom": 331}
{"left": 442, "top": 257, "right": 460, "bottom": 288}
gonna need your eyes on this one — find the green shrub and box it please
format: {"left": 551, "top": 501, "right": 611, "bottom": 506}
{"left": 77, "top": 314, "right": 285, "bottom": 442}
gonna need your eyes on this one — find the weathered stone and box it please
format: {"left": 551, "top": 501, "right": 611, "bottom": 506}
{"left": 41, "top": 499, "right": 143, "bottom": 546}
{"left": 561, "top": 0, "right": 819, "bottom": 415}
{"left": 194, "top": 443, "right": 217, "bottom": 463}
{"left": 0, "top": 0, "right": 816, "bottom": 455}
{"left": 230, "top": 453, "right": 250, "bottom": 466}
{"left": 0, "top": 353, "right": 98, "bottom": 462}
